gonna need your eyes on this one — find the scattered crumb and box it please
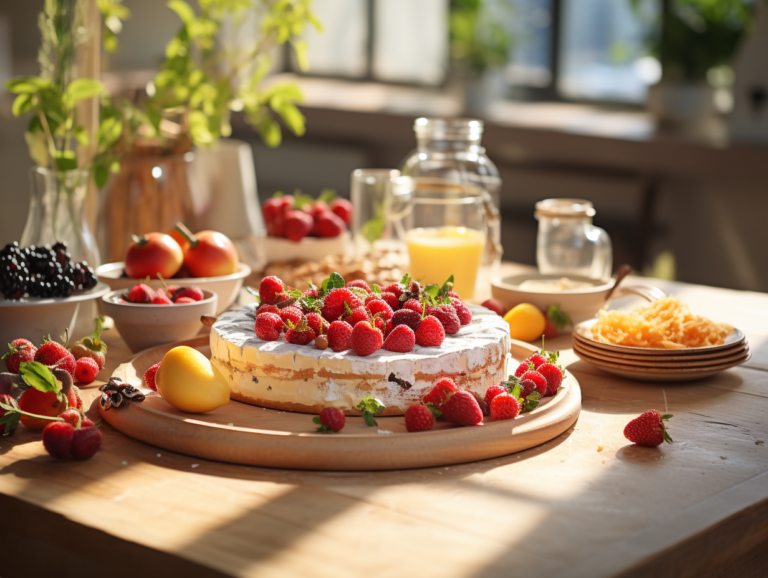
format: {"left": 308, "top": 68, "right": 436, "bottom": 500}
{"left": 122, "top": 460, "right": 128, "bottom": 466}
{"left": 601, "top": 460, "right": 605, "bottom": 464}
{"left": 228, "top": 423, "right": 234, "bottom": 427}
{"left": 756, "top": 441, "right": 764, "bottom": 445}
{"left": 720, "top": 456, "right": 727, "bottom": 460}
{"left": 560, "top": 460, "right": 565, "bottom": 463}
{"left": 156, "top": 453, "right": 161, "bottom": 458}
{"left": 597, "top": 445, "right": 604, "bottom": 452}
{"left": 378, "top": 429, "right": 393, "bottom": 435}
{"left": 191, "top": 464, "right": 200, "bottom": 468}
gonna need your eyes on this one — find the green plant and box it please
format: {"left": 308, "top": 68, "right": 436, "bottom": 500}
{"left": 147, "top": 0, "right": 321, "bottom": 149}
{"left": 4, "top": 0, "right": 130, "bottom": 186}
{"left": 632, "top": 0, "right": 755, "bottom": 81}
{"left": 449, "top": 0, "right": 512, "bottom": 75}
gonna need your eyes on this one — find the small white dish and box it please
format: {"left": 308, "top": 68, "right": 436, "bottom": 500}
{"left": 101, "top": 289, "right": 218, "bottom": 353}
{"left": 96, "top": 262, "right": 251, "bottom": 315}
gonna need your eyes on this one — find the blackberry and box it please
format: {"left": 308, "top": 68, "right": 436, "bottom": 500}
{"left": 0, "top": 241, "right": 91, "bottom": 299}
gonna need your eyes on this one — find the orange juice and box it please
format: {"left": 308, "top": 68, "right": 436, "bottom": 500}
{"left": 406, "top": 226, "right": 485, "bottom": 299}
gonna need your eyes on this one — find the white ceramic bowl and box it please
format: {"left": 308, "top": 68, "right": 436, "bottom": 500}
{"left": 0, "top": 283, "right": 111, "bottom": 350}
{"left": 96, "top": 262, "right": 251, "bottom": 315}
{"left": 491, "top": 273, "right": 663, "bottom": 325}
{"left": 101, "top": 289, "right": 218, "bottom": 353}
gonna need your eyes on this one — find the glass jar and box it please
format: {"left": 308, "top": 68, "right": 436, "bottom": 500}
{"left": 400, "top": 118, "right": 503, "bottom": 289}
{"left": 535, "top": 198, "right": 612, "bottom": 280}
{"left": 21, "top": 168, "right": 100, "bottom": 266}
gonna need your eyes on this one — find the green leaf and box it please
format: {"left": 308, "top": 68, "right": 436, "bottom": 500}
{"left": 94, "top": 164, "right": 109, "bottom": 188}
{"left": 12, "top": 93, "right": 36, "bottom": 117}
{"left": 522, "top": 391, "right": 541, "bottom": 413}
{"left": 329, "top": 272, "right": 345, "bottom": 290}
{"left": 440, "top": 275, "right": 455, "bottom": 296}
{"left": 73, "top": 126, "right": 89, "bottom": 146}
{"left": 356, "top": 396, "right": 385, "bottom": 427}
{"left": 19, "top": 362, "right": 60, "bottom": 394}
{"left": 292, "top": 39, "right": 309, "bottom": 71}
{"left": 64, "top": 79, "right": 103, "bottom": 106}
{"left": 426, "top": 402, "right": 443, "bottom": 419}
{"left": 400, "top": 274, "right": 412, "bottom": 287}
{"left": 371, "top": 284, "right": 382, "bottom": 295}
{"left": 547, "top": 304, "right": 573, "bottom": 330}
{"left": 5, "top": 76, "right": 50, "bottom": 95}
{"left": 293, "top": 193, "right": 314, "bottom": 210}
{"left": 360, "top": 217, "right": 384, "bottom": 243}
{"left": 0, "top": 410, "right": 20, "bottom": 437}
{"left": 318, "top": 189, "right": 336, "bottom": 204}
{"left": 167, "top": 0, "right": 195, "bottom": 24}
{"left": 510, "top": 383, "right": 522, "bottom": 400}
{"left": 53, "top": 150, "right": 78, "bottom": 172}
{"left": 425, "top": 284, "right": 440, "bottom": 298}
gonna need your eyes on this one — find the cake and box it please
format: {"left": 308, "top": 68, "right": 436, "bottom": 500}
{"left": 210, "top": 303, "right": 511, "bottom": 415}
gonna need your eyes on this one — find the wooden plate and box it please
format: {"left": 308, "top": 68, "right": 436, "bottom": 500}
{"left": 100, "top": 338, "right": 582, "bottom": 471}
{"left": 574, "top": 318, "right": 745, "bottom": 355}
{"left": 573, "top": 346, "right": 750, "bottom": 382}
{"left": 573, "top": 341, "right": 749, "bottom": 368}
{"left": 572, "top": 339, "right": 749, "bottom": 365}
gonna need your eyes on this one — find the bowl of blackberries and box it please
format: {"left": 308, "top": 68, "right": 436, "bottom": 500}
{"left": 0, "top": 241, "right": 110, "bottom": 347}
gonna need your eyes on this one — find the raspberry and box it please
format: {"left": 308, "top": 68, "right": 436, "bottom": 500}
{"left": 514, "top": 360, "right": 534, "bottom": 377}
{"left": 173, "top": 286, "right": 204, "bottom": 302}
{"left": 490, "top": 393, "right": 521, "bottom": 421}
{"left": 441, "top": 391, "right": 483, "bottom": 426}
{"left": 342, "top": 305, "right": 370, "bottom": 326}
{"left": 322, "top": 288, "right": 362, "bottom": 322}
{"left": 345, "top": 279, "right": 371, "bottom": 293}
{"left": 284, "top": 209, "right": 314, "bottom": 242}
{"left": 380, "top": 291, "right": 400, "bottom": 311}
{"left": 484, "top": 384, "right": 507, "bottom": 406}
{"left": 314, "top": 212, "right": 346, "bottom": 237}
{"left": 306, "top": 312, "right": 329, "bottom": 337}
{"left": 452, "top": 300, "right": 473, "bottom": 325}
{"left": 528, "top": 353, "right": 547, "bottom": 369}
{"left": 255, "top": 312, "right": 283, "bottom": 341}
{"left": 327, "top": 320, "right": 353, "bottom": 352}
{"left": 382, "top": 324, "right": 415, "bottom": 352}
{"left": 144, "top": 362, "right": 161, "bottom": 391}
{"left": 538, "top": 363, "right": 564, "bottom": 396}
{"left": 481, "top": 298, "right": 505, "bottom": 316}
{"left": 259, "top": 276, "right": 284, "bottom": 303}
{"left": 423, "top": 377, "right": 457, "bottom": 407}
{"left": 75, "top": 357, "right": 99, "bottom": 384}
{"left": 128, "top": 283, "right": 155, "bottom": 303}
{"left": 402, "top": 298, "right": 423, "bottom": 314}
{"left": 404, "top": 405, "right": 435, "bottom": 432}
{"left": 350, "top": 321, "right": 383, "bottom": 356}
{"left": 392, "top": 309, "right": 421, "bottom": 332}
{"left": 2, "top": 339, "right": 37, "bottom": 374}
{"left": 426, "top": 304, "right": 461, "bottom": 335}
{"left": 520, "top": 370, "right": 547, "bottom": 396}
{"left": 415, "top": 315, "right": 445, "bottom": 347}
{"left": 366, "top": 299, "right": 393, "bottom": 320}
{"left": 316, "top": 407, "right": 346, "bottom": 433}
{"left": 330, "top": 198, "right": 353, "bottom": 225}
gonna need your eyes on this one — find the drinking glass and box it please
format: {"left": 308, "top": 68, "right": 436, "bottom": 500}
{"left": 404, "top": 179, "right": 487, "bottom": 300}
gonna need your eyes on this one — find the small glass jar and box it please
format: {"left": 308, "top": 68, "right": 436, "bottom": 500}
{"left": 535, "top": 198, "right": 612, "bottom": 280}
{"left": 400, "top": 118, "right": 503, "bottom": 288}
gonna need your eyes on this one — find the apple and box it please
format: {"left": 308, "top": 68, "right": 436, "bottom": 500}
{"left": 124, "top": 233, "right": 184, "bottom": 279}
{"left": 175, "top": 224, "right": 239, "bottom": 277}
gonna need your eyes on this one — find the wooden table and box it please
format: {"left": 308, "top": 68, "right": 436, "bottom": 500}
{"left": 2, "top": 273, "right": 768, "bottom": 578}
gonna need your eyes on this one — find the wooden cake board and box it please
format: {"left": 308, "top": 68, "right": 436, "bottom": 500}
{"left": 100, "top": 338, "right": 582, "bottom": 471}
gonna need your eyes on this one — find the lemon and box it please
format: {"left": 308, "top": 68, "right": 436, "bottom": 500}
{"left": 503, "top": 303, "right": 546, "bottom": 342}
{"left": 155, "top": 346, "right": 230, "bottom": 413}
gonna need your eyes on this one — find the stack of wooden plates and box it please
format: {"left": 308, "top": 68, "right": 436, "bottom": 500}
{"left": 572, "top": 319, "right": 750, "bottom": 382}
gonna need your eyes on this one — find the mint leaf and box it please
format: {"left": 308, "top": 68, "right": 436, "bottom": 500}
{"left": 246, "top": 286, "right": 262, "bottom": 305}
{"left": 0, "top": 411, "right": 20, "bottom": 436}
{"left": 372, "top": 284, "right": 382, "bottom": 295}
{"left": 356, "top": 396, "right": 386, "bottom": 427}
{"left": 510, "top": 383, "right": 522, "bottom": 400}
{"left": 425, "top": 284, "right": 440, "bottom": 298}
{"left": 272, "top": 191, "right": 284, "bottom": 198}
{"left": 329, "top": 272, "right": 345, "bottom": 290}
{"left": 19, "top": 362, "right": 59, "bottom": 393}
{"left": 522, "top": 391, "right": 541, "bottom": 413}
{"left": 439, "top": 275, "right": 455, "bottom": 296}
{"left": 361, "top": 217, "right": 384, "bottom": 243}
{"left": 400, "top": 273, "right": 412, "bottom": 287}
{"left": 318, "top": 188, "right": 337, "bottom": 203}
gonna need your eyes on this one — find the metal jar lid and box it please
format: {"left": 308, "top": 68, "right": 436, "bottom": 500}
{"left": 535, "top": 198, "right": 596, "bottom": 219}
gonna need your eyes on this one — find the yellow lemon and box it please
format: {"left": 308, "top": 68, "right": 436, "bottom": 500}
{"left": 503, "top": 303, "right": 546, "bottom": 342}
{"left": 155, "top": 346, "right": 230, "bottom": 413}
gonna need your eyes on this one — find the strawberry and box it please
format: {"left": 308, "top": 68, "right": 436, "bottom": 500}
{"left": 350, "top": 321, "right": 383, "bottom": 356}
{"left": 520, "top": 370, "right": 548, "bottom": 396}
{"left": 372, "top": 315, "right": 386, "bottom": 334}
{"left": 306, "top": 312, "right": 329, "bottom": 337}
{"left": 342, "top": 305, "right": 370, "bottom": 326}
{"left": 345, "top": 279, "right": 371, "bottom": 293}
{"left": 50, "top": 354, "right": 76, "bottom": 378}
{"left": 538, "top": 363, "right": 564, "bottom": 396}
{"left": 517, "top": 379, "right": 539, "bottom": 398}
{"left": 452, "top": 300, "right": 473, "bottom": 325}
{"left": 490, "top": 393, "right": 521, "bottom": 421}
{"left": 441, "top": 391, "right": 483, "bottom": 426}
{"left": 255, "top": 312, "right": 283, "bottom": 341}
{"left": 327, "top": 321, "right": 353, "bottom": 352}
{"left": 380, "top": 291, "right": 400, "bottom": 311}
{"left": 71, "top": 425, "right": 103, "bottom": 460}
{"left": 175, "top": 296, "right": 196, "bottom": 304}
{"left": 259, "top": 276, "right": 284, "bottom": 304}
{"left": 364, "top": 293, "right": 381, "bottom": 306}
{"left": 415, "top": 315, "right": 445, "bottom": 347}
{"left": 152, "top": 292, "right": 173, "bottom": 305}
{"left": 75, "top": 357, "right": 99, "bottom": 384}
{"left": 383, "top": 283, "right": 404, "bottom": 299}
{"left": 35, "top": 340, "right": 71, "bottom": 367}
{"left": 382, "top": 324, "right": 415, "bottom": 352}
{"left": 402, "top": 298, "right": 423, "bottom": 314}
{"left": 366, "top": 299, "right": 393, "bottom": 320}
{"left": 404, "top": 404, "right": 435, "bottom": 432}
{"left": 528, "top": 353, "right": 547, "bottom": 369}
{"left": 42, "top": 420, "right": 102, "bottom": 460}
{"left": 484, "top": 384, "right": 506, "bottom": 406}
{"left": 262, "top": 197, "right": 285, "bottom": 230}
{"left": 284, "top": 209, "right": 314, "bottom": 242}
{"left": 392, "top": 309, "right": 421, "bottom": 332}
{"left": 307, "top": 199, "right": 330, "bottom": 219}
{"left": 264, "top": 195, "right": 293, "bottom": 237}
{"left": 3, "top": 339, "right": 37, "bottom": 374}
{"left": 426, "top": 304, "right": 461, "bottom": 335}
{"left": 471, "top": 391, "right": 490, "bottom": 416}
{"left": 314, "top": 212, "right": 346, "bottom": 237}
{"left": 314, "top": 407, "right": 346, "bottom": 433}
{"left": 423, "top": 377, "right": 457, "bottom": 407}
{"left": 322, "top": 288, "right": 362, "bottom": 322}
{"left": 481, "top": 298, "right": 504, "bottom": 316}
{"left": 144, "top": 362, "right": 161, "bottom": 391}
{"left": 543, "top": 305, "right": 572, "bottom": 338}
{"left": 257, "top": 304, "right": 280, "bottom": 316}
{"left": 330, "top": 198, "right": 353, "bottom": 225}
{"left": 514, "top": 360, "right": 534, "bottom": 377}
{"left": 285, "top": 318, "right": 316, "bottom": 345}
{"left": 303, "top": 287, "right": 319, "bottom": 299}
{"left": 384, "top": 318, "right": 393, "bottom": 338}
{"left": 624, "top": 410, "right": 673, "bottom": 447}
{"left": 128, "top": 283, "right": 155, "bottom": 303}
{"left": 0, "top": 394, "right": 18, "bottom": 436}
{"left": 279, "top": 306, "right": 304, "bottom": 329}
{"left": 173, "top": 286, "right": 204, "bottom": 302}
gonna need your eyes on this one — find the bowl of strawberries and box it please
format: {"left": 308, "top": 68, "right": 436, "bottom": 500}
{"left": 101, "top": 283, "right": 217, "bottom": 353}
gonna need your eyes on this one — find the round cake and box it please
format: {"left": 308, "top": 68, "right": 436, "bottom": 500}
{"left": 210, "top": 303, "right": 511, "bottom": 415}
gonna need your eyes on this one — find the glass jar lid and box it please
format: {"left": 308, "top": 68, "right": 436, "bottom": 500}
{"left": 414, "top": 117, "right": 484, "bottom": 141}
{"left": 535, "top": 198, "right": 596, "bottom": 219}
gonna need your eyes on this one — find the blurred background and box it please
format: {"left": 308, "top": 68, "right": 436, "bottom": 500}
{"left": 1, "top": 0, "right": 767, "bottom": 291}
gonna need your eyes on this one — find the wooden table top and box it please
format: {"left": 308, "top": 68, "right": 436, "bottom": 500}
{"left": 2, "top": 269, "right": 768, "bottom": 578}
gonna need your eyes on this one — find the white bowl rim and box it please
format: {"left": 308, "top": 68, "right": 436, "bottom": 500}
{"left": 95, "top": 261, "right": 252, "bottom": 283}
{"left": 260, "top": 230, "right": 351, "bottom": 244}
{"left": 0, "top": 282, "right": 111, "bottom": 307}
{"left": 493, "top": 273, "right": 614, "bottom": 295}
{"left": 102, "top": 288, "right": 217, "bottom": 307}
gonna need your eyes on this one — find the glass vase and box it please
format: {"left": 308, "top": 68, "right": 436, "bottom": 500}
{"left": 21, "top": 167, "right": 101, "bottom": 266}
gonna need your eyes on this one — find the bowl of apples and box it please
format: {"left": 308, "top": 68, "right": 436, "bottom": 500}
{"left": 95, "top": 225, "right": 250, "bottom": 315}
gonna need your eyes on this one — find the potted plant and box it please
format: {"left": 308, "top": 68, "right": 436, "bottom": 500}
{"left": 449, "top": 0, "right": 513, "bottom": 116}
{"left": 636, "top": 0, "right": 756, "bottom": 124}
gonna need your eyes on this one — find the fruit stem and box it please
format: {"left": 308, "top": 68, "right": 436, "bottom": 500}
{"left": 0, "top": 403, "right": 65, "bottom": 424}
{"left": 132, "top": 234, "right": 150, "bottom": 247}
{"left": 174, "top": 222, "right": 199, "bottom": 249}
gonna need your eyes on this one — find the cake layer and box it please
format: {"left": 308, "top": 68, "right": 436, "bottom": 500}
{"left": 210, "top": 303, "right": 511, "bottom": 415}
